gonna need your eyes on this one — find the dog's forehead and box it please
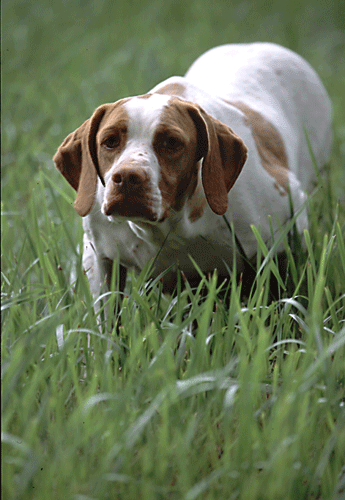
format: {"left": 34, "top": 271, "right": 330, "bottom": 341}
{"left": 124, "top": 93, "right": 172, "bottom": 138}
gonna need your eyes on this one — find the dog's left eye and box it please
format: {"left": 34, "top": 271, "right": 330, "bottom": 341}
{"left": 161, "top": 136, "right": 183, "bottom": 153}
{"left": 102, "top": 134, "right": 120, "bottom": 150}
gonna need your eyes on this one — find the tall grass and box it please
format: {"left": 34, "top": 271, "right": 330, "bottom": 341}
{"left": 2, "top": 0, "right": 345, "bottom": 499}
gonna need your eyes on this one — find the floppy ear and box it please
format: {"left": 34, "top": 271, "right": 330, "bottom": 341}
{"left": 186, "top": 103, "right": 247, "bottom": 215}
{"left": 53, "top": 104, "right": 109, "bottom": 216}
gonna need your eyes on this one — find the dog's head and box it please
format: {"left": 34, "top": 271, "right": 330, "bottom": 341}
{"left": 53, "top": 94, "right": 247, "bottom": 221}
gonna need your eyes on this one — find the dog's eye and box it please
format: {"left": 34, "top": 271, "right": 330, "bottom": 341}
{"left": 161, "top": 136, "right": 183, "bottom": 153}
{"left": 102, "top": 134, "right": 120, "bottom": 150}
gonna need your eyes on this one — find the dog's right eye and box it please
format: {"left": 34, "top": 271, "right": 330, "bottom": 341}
{"left": 102, "top": 134, "right": 120, "bottom": 150}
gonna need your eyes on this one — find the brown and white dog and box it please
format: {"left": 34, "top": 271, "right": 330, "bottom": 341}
{"left": 53, "top": 43, "right": 332, "bottom": 306}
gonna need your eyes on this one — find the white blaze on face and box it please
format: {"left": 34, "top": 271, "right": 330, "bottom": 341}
{"left": 124, "top": 94, "right": 171, "bottom": 178}
{"left": 102, "top": 93, "right": 172, "bottom": 222}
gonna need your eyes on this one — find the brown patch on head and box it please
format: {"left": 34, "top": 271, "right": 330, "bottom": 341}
{"left": 153, "top": 98, "right": 201, "bottom": 219}
{"left": 136, "top": 93, "right": 154, "bottom": 100}
{"left": 229, "top": 101, "right": 289, "bottom": 195}
{"left": 53, "top": 99, "right": 130, "bottom": 216}
{"left": 155, "top": 82, "right": 186, "bottom": 98}
{"left": 154, "top": 97, "right": 247, "bottom": 219}
{"left": 96, "top": 100, "right": 130, "bottom": 177}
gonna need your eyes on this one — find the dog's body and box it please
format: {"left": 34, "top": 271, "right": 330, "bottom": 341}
{"left": 54, "top": 43, "right": 332, "bottom": 303}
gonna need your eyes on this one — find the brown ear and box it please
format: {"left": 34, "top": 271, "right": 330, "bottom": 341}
{"left": 53, "top": 105, "right": 109, "bottom": 216}
{"left": 186, "top": 104, "right": 247, "bottom": 215}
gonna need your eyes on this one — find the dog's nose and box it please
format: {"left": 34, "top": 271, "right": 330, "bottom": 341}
{"left": 103, "top": 164, "right": 158, "bottom": 220}
{"left": 111, "top": 167, "right": 147, "bottom": 191}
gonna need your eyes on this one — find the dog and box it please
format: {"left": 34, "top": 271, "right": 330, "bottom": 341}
{"left": 53, "top": 42, "right": 332, "bottom": 310}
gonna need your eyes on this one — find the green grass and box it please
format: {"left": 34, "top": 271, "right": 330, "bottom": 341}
{"left": 2, "top": 0, "right": 345, "bottom": 499}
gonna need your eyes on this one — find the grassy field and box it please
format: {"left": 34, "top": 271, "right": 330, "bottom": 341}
{"left": 2, "top": 0, "right": 345, "bottom": 499}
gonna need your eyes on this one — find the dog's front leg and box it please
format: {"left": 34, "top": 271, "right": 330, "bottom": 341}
{"left": 82, "top": 234, "right": 127, "bottom": 326}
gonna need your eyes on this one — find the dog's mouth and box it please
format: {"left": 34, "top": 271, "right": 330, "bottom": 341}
{"left": 102, "top": 200, "right": 164, "bottom": 224}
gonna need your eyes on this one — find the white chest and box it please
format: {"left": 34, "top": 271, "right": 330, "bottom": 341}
{"left": 84, "top": 210, "right": 244, "bottom": 281}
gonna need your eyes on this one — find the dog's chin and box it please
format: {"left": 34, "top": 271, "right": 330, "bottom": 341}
{"left": 102, "top": 200, "right": 159, "bottom": 221}
{"left": 104, "top": 210, "right": 166, "bottom": 226}
{"left": 106, "top": 214, "right": 162, "bottom": 226}
{"left": 101, "top": 196, "right": 171, "bottom": 225}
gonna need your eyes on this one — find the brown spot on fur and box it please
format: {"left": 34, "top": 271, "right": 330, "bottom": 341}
{"left": 154, "top": 100, "right": 200, "bottom": 218}
{"left": 155, "top": 82, "right": 186, "bottom": 98}
{"left": 53, "top": 101, "right": 131, "bottom": 217}
{"left": 156, "top": 97, "right": 247, "bottom": 218}
{"left": 136, "top": 93, "right": 154, "bottom": 100}
{"left": 96, "top": 100, "right": 130, "bottom": 177}
{"left": 227, "top": 100, "right": 289, "bottom": 195}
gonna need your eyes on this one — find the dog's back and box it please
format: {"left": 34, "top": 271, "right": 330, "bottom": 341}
{"left": 185, "top": 43, "right": 332, "bottom": 190}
